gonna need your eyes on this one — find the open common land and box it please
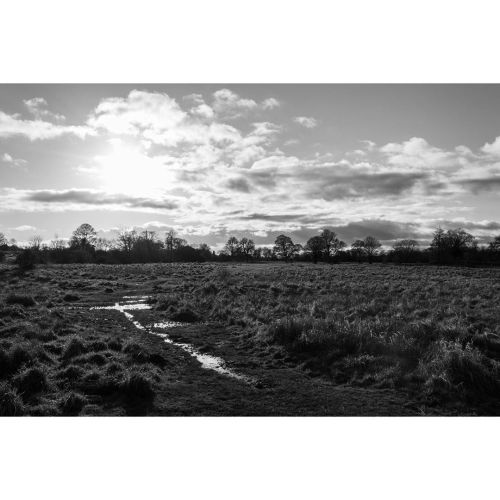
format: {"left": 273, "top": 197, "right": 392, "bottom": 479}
{"left": 0, "top": 262, "right": 499, "bottom": 416}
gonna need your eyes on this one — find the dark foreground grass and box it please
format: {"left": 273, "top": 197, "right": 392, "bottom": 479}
{"left": 0, "top": 261, "right": 498, "bottom": 415}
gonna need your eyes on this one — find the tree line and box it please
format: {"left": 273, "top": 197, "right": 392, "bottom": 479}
{"left": 1, "top": 224, "right": 499, "bottom": 269}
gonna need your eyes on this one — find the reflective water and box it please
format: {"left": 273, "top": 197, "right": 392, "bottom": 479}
{"left": 90, "top": 298, "right": 251, "bottom": 382}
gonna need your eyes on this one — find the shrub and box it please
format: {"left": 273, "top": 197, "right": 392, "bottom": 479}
{"left": 16, "top": 249, "right": 37, "bottom": 271}
{"left": 268, "top": 317, "right": 305, "bottom": 346}
{"left": 59, "top": 392, "right": 87, "bottom": 415}
{"left": 5, "top": 294, "right": 36, "bottom": 307}
{"left": 419, "top": 340, "right": 499, "bottom": 404}
{"left": 62, "top": 337, "right": 86, "bottom": 360}
{"left": 14, "top": 366, "right": 48, "bottom": 397}
{"left": 120, "top": 373, "right": 155, "bottom": 406}
{"left": 0, "top": 382, "right": 24, "bottom": 416}
{"left": 170, "top": 308, "right": 199, "bottom": 323}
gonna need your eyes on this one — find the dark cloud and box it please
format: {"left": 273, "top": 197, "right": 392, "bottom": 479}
{"left": 227, "top": 178, "right": 251, "bottom": 193}
{"left": 459, "top": 177, "right": 500, "bottom": 194}
{"left": 25, "top": 190, "right": 178, "bottom": 211}
{"left": 241, "top": 213, "right": 307, "bottom": 222}
{"left": 302, "top": 172, "right": 428, "bottom": 201}
{"left": 434, "top": 220, "right": 500, "bottom": 231}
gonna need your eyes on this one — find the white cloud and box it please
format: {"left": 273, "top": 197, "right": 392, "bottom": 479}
{"left": 212, "top": 89, "right": 280, "bottom": 119}
{"left": 262, "top": 97, "right": 280, "bottom": 110}
{"left": 24, "top": 97, "right": 66, "bottom": 122}
{"left": 11, "top": 225, "right": 37, "bottom": 231}
{"left": 0, "top": 110, "right": 93, "bottom": 140}
{"left": 293, "top": 116, "right": 318, "bottom": 128}
{"left": 379, "top": 137, "right": 458, "bottom": 169}
{"left": 481, "top": 136, "right": 500, "bottom": 157}
{"left": 1, "top": 152, "right": 27, "bottom": 166}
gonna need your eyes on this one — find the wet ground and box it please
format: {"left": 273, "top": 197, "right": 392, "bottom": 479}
{"left": 73, "top": 292, "right": 422, "bottom": 415}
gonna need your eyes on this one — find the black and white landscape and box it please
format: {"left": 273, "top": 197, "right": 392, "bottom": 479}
{"left": 1, "top": 84, "right": 499, "bottom": 416}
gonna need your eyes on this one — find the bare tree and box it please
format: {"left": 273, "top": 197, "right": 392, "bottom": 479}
{"left": 489, "top": 235, "right": 500, "bottom": 251}
{"left": 70, "top": 223, "right": 97, "bottom": 249}
{"left": 238, "top": 237, "right": 255, "bottom": 261}
{"left": 50, "top": 234, "right": 67, "bottom": 250}
{"left": 118, "top": 230, "right": 138, "bottom": 252}
{"left": 351, "top": 239, "right": 365, "bottom": 263}
{"left": 393, "top": 239, "right": 419, "bottom": 262}
{"left": 0, "top": 232, "right": 7, "bottom": 247}
{"left": 273, "top": 235, "right": 297, "bottom": 262}
{"left": 320, "top": 229, "right": 336, "bottom": 261}
{"left": 224, "top": 236, "right": 239, "bottom": 258}
{"left": 29, "top": 235, "right": 43, "bottom": 250}
{"left": 96, "top": 237, "right": 113, "bottom": 251}
{"left": 363, "top": 235, "right": 382, "bottom": 263}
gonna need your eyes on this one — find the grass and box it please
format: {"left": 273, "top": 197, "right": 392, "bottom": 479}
{"left": 0, "top": 261, "right": 498, "bottom": 415}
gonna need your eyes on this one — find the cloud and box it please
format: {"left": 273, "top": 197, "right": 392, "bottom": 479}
{"left": 226, "top": 178, "right": 251, "bottom": 193}
{"left": 88, "top": 90, "right": 188, "bottom": 136}
{"left": 379, "top": 137, "right": 458, "bottom": 169}
{"left": 262, "top": 98, "right": 280, "bottom": 110}
{"left": 212, "top": 89, "right": 280, "bottom": 119}
{"left": 0, "top": 110, "right": 93, "bottom": 140}
{"left": 481, "top": 136, "right": 500, "bottom": 157}
{"left": 1, "top": 152, "right": 27, "bottom": 167}
{"left": 11, "top": 225, "right": 37, "bottom": 231}
{"left": 23, "top": 97, "right": 65, "bottom": 122}
{"left": 293, "top": 116, "right": 318, "bottom": 128}
{"left": 0, "top": 189, "right": 179, "bottom": 213}
{"left": 459, "top": 177, "right": 500, "bottom": 193}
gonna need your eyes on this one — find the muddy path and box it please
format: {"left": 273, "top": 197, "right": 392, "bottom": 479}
{"left": 72, "top": 292, "right": 423, "bottom": 416}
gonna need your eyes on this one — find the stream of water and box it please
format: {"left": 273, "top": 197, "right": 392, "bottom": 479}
{"left": 90, "top": 297, "right": 252, "bottom": 383}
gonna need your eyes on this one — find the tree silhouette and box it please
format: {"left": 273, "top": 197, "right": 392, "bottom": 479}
{"left": 224, "top": 236, "right": 239, "bottom": 258}
{"left": 239, "top": 237, "right": 255, "bottom": 261}
{"left": 393, "top": 239, "right": 419, "bottom": 262}
{"left": 274, "top": 235, "right": 297, "bottom": 262}
{"left": 70, "top": 223, "right": 97, "bottom": 249}
{"left": 489, "top": 235, "right": 500, "bottom": 251}
{"left": 363, "top": 236, "right": 381, "bottom": 263}
{"left": 351, "top": 239, "right": 365, "bottom": 263}
{"left": 305, "top": 236, "right": 325, "bottom": 263}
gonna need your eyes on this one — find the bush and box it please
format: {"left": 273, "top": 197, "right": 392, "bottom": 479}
{"left": 419, "top": 341, "right": 499, "bottom": 404}
{"left": 5, "top": 294, "right": 36, "bottom": 307}
{"left": 15, "top": 249, "right": 37, "bottom": 271}
{"left": 14, "top": 366, "right": 48, "bottom": 397}
{"left": 120, "top": 373, "right": 155, "bottom": 407}
{"left": 59, "top": 392, "right": 87, "bottom": 415}
{"left": 0, "top": 382, "right": 24, "bottom": 416}
{"left": 171, "top": 308, "right": 199, "bottom": 323}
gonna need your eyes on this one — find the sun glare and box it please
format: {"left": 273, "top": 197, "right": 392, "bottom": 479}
{"left": 96, "top": 141, "right": 171, "bottom": 197}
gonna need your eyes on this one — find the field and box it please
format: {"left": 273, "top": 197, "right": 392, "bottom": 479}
{"left": 0, "top": 262, "right": 499, "bottom": 416}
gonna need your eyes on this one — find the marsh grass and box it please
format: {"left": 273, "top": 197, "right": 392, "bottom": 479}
{"left": 0, "top": 261, "right": 498, "bottom": 414}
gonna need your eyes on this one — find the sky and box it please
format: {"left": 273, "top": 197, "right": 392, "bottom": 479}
{"left": 1, "top": 84, "right": 499, "bottom": 249}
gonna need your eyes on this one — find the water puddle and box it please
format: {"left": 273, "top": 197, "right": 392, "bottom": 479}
{"left": 90, "top": 298, "right": 252, "bottom": 383}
